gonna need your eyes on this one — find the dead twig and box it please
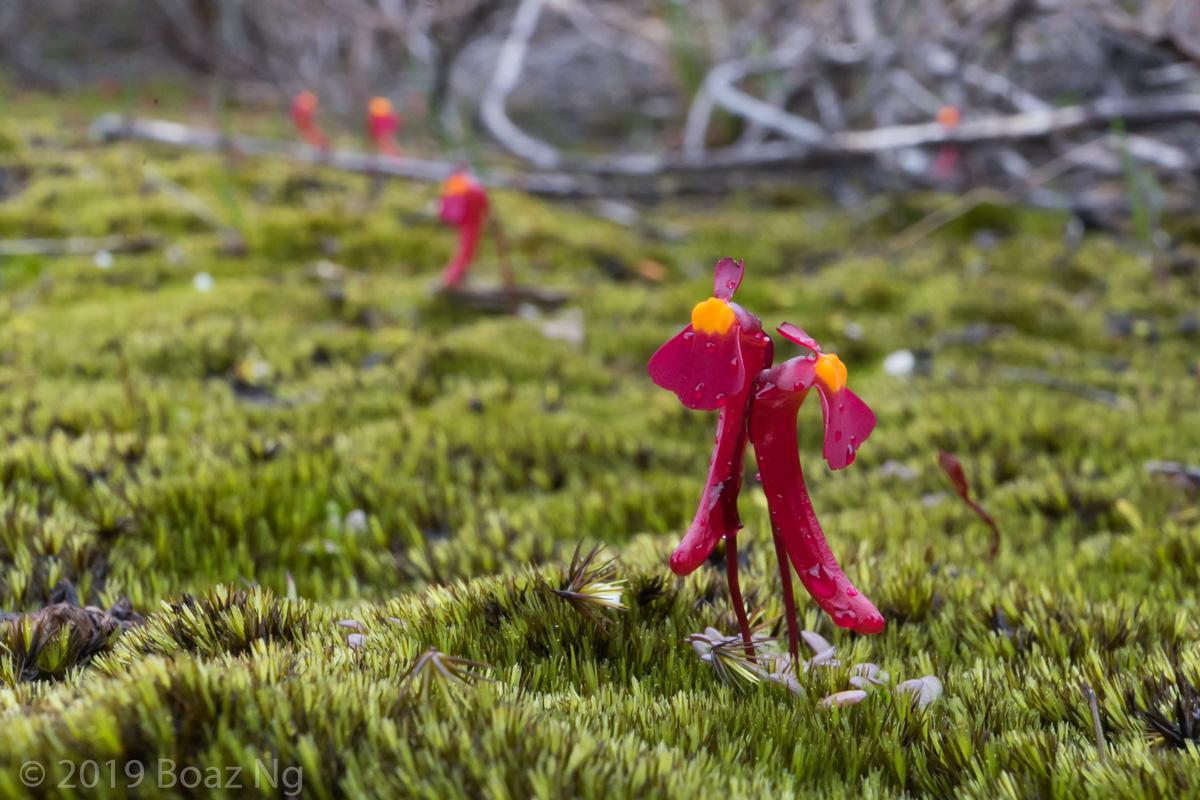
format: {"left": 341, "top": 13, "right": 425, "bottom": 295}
{"left": 1081, "top": 682, "right": 1109, "bottom": 765}
{"left": 997, "top": 367, "right": 1129, "bottom": 410}
{"left": 1145, "top": 461, "right": 1200, "bottom": 489}
{"left": 0, "top": 235, "right": 158, "bottom": 258}
{"left": 479, "top": 0, "right": 560, "bottom": 169}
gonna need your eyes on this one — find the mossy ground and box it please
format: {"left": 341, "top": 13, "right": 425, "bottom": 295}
{"left": 1, "top": 84, "right": 1200, "bottom": 798}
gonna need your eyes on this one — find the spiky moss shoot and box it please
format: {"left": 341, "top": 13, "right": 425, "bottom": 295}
{"left": 0, "top": 89, "right": 1199, "bottom": 798}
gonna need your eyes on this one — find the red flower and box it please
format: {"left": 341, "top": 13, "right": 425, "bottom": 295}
{"left": 438, "top": 171, "right": 489, "bottom": 289}
{"left": 367, "top": 97, "right": 401, "bottom": 156}
{"left": 648, "top": 259, "right": 884, "bottom": 658}
{"left": 291, "top": 91, "right": 328, "bottom": 150}
{"left": 750, "top": 324, "right": 883, "bottom": 635}
{"left": 648, "top": 258, "right": 773, "bottom": 575}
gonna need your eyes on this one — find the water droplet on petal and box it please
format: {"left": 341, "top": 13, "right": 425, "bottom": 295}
{"left": 754, "top": 472, "right": 762, "bottom": 482}
{"left": 806, "top": 564, "right": 837, "bottom": 599}
{"left": 714, "top": 392, "right": 727, "bottom": 406}
{"left": 729, "top": 357, "right": 739, "bottom": 372}
{"left": 833, "top": 608, "right": 858, "bottom": 626}
{"left": 705, "top": 341, "right": 716, "bottom": 354}
{"left": 683, "top": 331, "right": 695, "bottom": 341}
{"left": 692, "top": 382, "right": 705, "bottom": 400}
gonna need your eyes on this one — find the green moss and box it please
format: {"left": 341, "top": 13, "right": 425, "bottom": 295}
{"left": 0, "top": 89, "right": 1198, "bottom": 797}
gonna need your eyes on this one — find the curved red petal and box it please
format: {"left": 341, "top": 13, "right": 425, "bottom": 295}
{"left": 817, "top": 386, "right": 876, "bottom": 470}
{"left": 647, "top": 325, "right": 746, "bottom": 411}
{"left": 750, "top": 383, "right": 885, "bottom": 635}
{"left": 668, "top": 404, "right": 746, "bottom": 574}
{"left": 777, "top": 322, "right": 821, "bottom": 353}
{"left": 667, "top": 331, "right": 773, "bottom": 575}
{"left": 439, "top": 193, "right": 468, "bottom": 225}
{"left": 713, "top": 257, "right": 744, "bottom": 301}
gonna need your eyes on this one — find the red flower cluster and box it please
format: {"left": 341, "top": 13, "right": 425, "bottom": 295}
{"left": 649, "top": 258, "right": 884, "bottom": 659}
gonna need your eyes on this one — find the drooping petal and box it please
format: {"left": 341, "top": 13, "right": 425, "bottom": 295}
{"left": 441, "top": 218, "right": 484, "bottom": 289}
{"left": 713, "top": 257, "right": 744, "bottom": 301}
{"left": 750, "top": 370, "right": 885, "bottom": 635}
{"left": 665, "top": 330, "right": 773, "bottom": 574}
{"left": 647, "top": 325, "right": 746, "bottom": 411}
{"left": 439, "top": 174, "right": 488, "bottom": 227}
{"left": 816, "top": 386, "right": 876, "bottom": 470}
{"left": 777, "top": 322, "right": 822, "bottom": 354}
{"left": 668, "top": 399, "right": 748, "bottom": 574}
{"left": 439, "top": 192, "right": 469, "bottom": 225}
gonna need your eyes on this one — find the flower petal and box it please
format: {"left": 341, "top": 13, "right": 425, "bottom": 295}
{"left": 668, "top": 400, "right": 747, "bottom": 574}
{"left": 647, "top": 325, "right": 746, "bottom": 411}
{"left": 777, "top": 322, "right": 822, "bottom": 354}
{"left": 713, "top": 257, "right": 744, "bottom": 301}
{"left": 750, "top": 373, "right": 886, "bottom": 635}
{"left": 817, "top": 386, "right": 876, "bottom": 470}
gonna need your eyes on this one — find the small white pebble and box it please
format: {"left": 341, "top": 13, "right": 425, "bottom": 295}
{"left": 344, "top": 509, "right": 368, "bottom": 534}
{"left": 93, "top": 250, "right": 114, "bottom": 270}
{"left": 851, "top": 662, "right": 890, "bottom": 688}
{"left": 896, "top": 675, "right": 943, "bottom": 708}
{"left": 193, "top": 272, "right": 214, "bottom": 293}
{"left": 821, "top": 689, "right": 868, "bottom": 708}
{"left": 800, "top": 630, "right": 833, "bottom": 655}
{"left": 883, "top": 349, "right": 916, "bottom": 377}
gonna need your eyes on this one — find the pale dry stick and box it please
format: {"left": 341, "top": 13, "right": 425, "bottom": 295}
{"left": 560, "top": 0, "right": 659, "bottom": 65}
{"left": 889, "top": 136, "right": 1111, "bottom": 250}
{"left": 479, "top": 0, "right": 560, "bottom": 169}
{"left": 1145, "top": 461, "right": 1200, "bottom": 488}
{"left": 0, "top": 236, "right": 157, "bottom": 258}
{"left": 141, "top": 163, "right": 234, "bottom": 233}
{"left": 682, "top": 30, "right": 819, "bottom": 157}
{"left": 961, "top": 64, "right": 1052, "bottom": 113}
{"left": 89, "top": 113, "right": 593, "bottom": 196}
{"left": 1081, "top": 682, "right": 1109, "bottom": 765}
{"left": 837, "top": 93, "right": 1200, "bottom": 153}
{"left": 997, "top": 367, "right": 1129, "bottom": 410}
{"left": 94, "top": 88, "right": 1200, "bottom": 195}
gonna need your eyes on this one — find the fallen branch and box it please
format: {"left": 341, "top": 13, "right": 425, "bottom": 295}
{"left": 0, "top": 235, "right": 158, "bottom": 258}
{"left": 683, "top": 30, "right": 821, "bottom": 155}
{"left": 997, "top": 367, "right": 1129, "bottom": 410}
{"left": 90, "top": 113, "right": 592, "bottom": 196}
{"left": 479, "top": 0, "right": 561, "bottom": 169}
{"left": 1081, "top": 682, "right": 1110, "bottom": 765}
{"left": 1145, "top": 461, "right": 1200, "bottom": 488}
{"left": 92, "top": 89, "right": 1200, "bottom": 197}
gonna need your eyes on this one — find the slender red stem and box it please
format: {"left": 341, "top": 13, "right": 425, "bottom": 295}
{"left": 771, "top": 529, "right": 800, "bottom": 668}
{"left": 724, "top": 532, "right": 755, "bottom": 662}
